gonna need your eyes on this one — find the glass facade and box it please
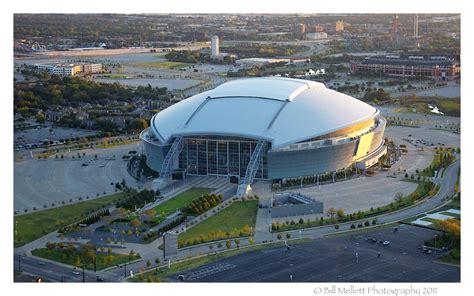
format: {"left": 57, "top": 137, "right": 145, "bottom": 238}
{"left": 178, "top": 136, "right": 269, "bottom": 179}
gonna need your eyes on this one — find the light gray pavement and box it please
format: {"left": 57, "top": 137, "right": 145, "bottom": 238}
{"left": 254, "top": 208, "right": 272, "bottom": 242}
{"left": 14, "top": 142, "right": 147, "bottom": 213}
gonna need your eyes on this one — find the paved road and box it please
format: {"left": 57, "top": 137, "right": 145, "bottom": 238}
{"left": 14, "top": 254, "right": 104, "bottom": 282}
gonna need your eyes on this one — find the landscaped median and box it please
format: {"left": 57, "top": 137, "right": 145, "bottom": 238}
{"left": 14, "top": 192, "right": 127, "bottom": 248}
{"left": 32, "top": 242, "right": 141, "bottom": 271}
{"left": 177, "top": 199, "right": 259, "bottom": 248}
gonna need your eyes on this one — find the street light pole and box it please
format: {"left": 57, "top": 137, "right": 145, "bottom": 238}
{"left": 82, "top": 264, "right": 85, "bottom": 283}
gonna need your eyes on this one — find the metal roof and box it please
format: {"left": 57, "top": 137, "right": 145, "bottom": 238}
{"left": 150, "top": 77, "right": 378, "bottom": 149}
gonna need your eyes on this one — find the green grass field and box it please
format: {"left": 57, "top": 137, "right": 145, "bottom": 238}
{"left": 398, "top": 97, "right": 460, "bottom": 117}
{"left": 133, "top": 61, "right": 191, "bottom": 69}
{"left": 14, "top": 192, "right": 126, "bottom": 248}
{"left": 151, "top": 187, "right": 212, "bottom": 216}
{"left": 178, "top": 200, "right": 258, "bottom": 246}
{"left": 32, "top": 248, "right": 140, "bottom": 271}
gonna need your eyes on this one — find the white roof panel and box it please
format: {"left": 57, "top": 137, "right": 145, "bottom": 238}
{"left": 151, "top": 77, "right": 377, "bottom": 149}
{"left": 210, "top": 77, "right": 324, "bottom": 101}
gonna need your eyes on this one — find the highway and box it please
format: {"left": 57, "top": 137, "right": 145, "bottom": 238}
{"left": 14, "top": 254, "right": 103, "bottom": 282}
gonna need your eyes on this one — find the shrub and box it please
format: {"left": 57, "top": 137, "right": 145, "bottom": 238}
{"left": 350, "top": 224, "right": 356, "bottom": 229}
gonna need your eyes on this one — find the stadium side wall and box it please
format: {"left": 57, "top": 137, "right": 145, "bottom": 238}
{"left": 267, "top": 140, "right": 358, "bottom": 179}
{"left": 141, "top": 128, "right": 170, "bottom": 173}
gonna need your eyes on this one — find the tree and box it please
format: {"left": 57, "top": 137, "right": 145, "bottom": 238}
{"left": 154, "top": 258, "right": 160, "bottom": 265}
{"left": 326, "top": 207, "right": 337, "bottom": 219}
{"left": 286, "top": 233, "right": 291, "bottom": 239}
{"left": 129, "top": 250, "right": 136, "bottom": 261}
{"left": 336, "top": 208, "right": 345, "bottom": 219}
{"left": 234, "top": 239, "right": 240, "bottom": 249}
{"left": 105, "top": 255, "right": 114, "bottom": 264}
{"left": 277, "top": 233, "right": 282, "bottom": 240}
{"left": 226, "top": 240, "right": 231, "bottom": 249}
{"left": 46, "top": 242, "right": 56, "bottom": 250}
{"left": 433, "top": 219, "right": 460, "bottom": 245}
{"left": 128, "top": 118, "right": 149, "bottom": 131}
{"left": 36, "top": 113, "right": 46, "bottom": 123}
{"left": 146, "top": 260, "right": 151, "bottom": 267}
{"left": 248, "top": 237, "right": 255, "bottom": 245}
{"left": 394, "top": 192, "right": 404, "bottom": 206}
{"left": 74, "top": 256, "right": 82, "bottom": 267}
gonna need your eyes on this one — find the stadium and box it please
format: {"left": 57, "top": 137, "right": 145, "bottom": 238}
{"left": 140, "top": 77, "right": 387, "bottom": 195}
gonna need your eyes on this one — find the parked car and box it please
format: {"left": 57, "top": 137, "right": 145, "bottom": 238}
{"left": 382, "top": 241, "right": 390, "bottom": 246}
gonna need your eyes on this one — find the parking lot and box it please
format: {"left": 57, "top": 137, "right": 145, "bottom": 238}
{"left": 14, "top": 124, "right": 97, "bottom": 148}
{"left": 171, "top": 224, "right": 459, "bottom": 282}
{"left": 14, "top": 142, "right": 149, "bottom": 213}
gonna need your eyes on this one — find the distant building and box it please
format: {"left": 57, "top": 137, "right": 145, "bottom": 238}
{"left": 44, "top": 110, "right": 65, "bottom": 122}
{"left": 211, "top": 35, "right": 220, "bottom": 58}
{"left": 351, "top": 55, "right": 460, "bottom": 81}
{"left": 306, "top": 32, "right": 328, "bottom": 40}
{"left": 82, "top": 63, "right": 102, "bottom": 74}
{"left": 335, "top": 20, "right": 345, "bottom": 32}
{"left": 35, "top": 63, "right": 81, "bottom": 76}
{"left": 34, "top": 62, "right": 102, "bottom": 76}
{"left": 306, "top": 25, "right": 324, "bottom": 33}
{"left": 296, "top": 23, "right": 306, "bottom": 34}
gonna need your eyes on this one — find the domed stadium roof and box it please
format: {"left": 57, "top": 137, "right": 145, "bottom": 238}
{"left": 150, "top": 77, "right": 378, "bottom": 149}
